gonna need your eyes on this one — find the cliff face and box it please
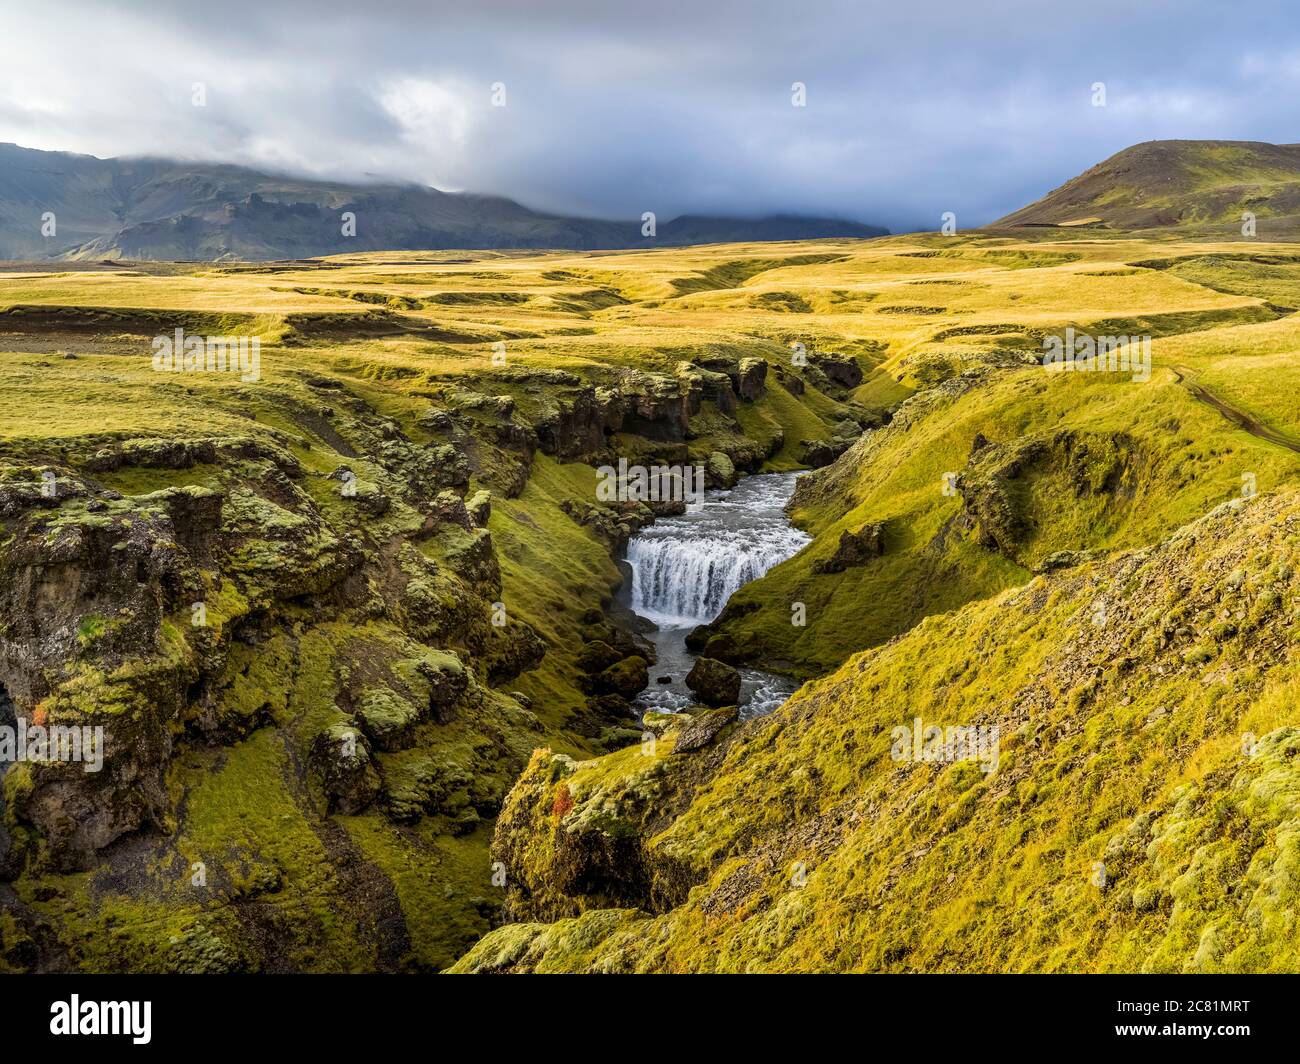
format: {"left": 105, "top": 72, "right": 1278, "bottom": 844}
{"left": 453, "top": 489, "right": 1300, "bottom": 973}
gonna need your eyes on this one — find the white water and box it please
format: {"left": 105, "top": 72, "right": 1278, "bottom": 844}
{"left": 628, "top": 474, "right": 811, "bottom": 626}
{"left": 625, "top": 473, "right": 810, "bottom": 717}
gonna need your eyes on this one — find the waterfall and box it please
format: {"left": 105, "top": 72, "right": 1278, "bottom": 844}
{"left": 626, "top": 474, "right": 810, "bottom": 627}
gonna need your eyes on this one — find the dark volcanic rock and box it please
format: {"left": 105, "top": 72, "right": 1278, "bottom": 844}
{"left": 685, "top": 657, "right": 741, "bottom": 707}
{"left": 466, "top": 489, "right": 492, "bottom": 527}
{"left": 813, "top": 522, "right": 885, "bottom": 574}
{"left": 799, "top": 438, "right": 852, "bottom": 468}
{"left": 1033, "top": 549, "right": 1106, "bottom": 574}
{"left": 809, "top": 353, "right": 863, "bottom": 389}
{"left": 673, "top": 704, "right": 739, "bottom": 753}
{"left": 576, "top": 640, "right": 624, "bottom": 673}
{"left": 311, "top": 725, "right": 381, "bottom": 814}
{"left": 485, "top": 621, "right": 546, "bottom": 687}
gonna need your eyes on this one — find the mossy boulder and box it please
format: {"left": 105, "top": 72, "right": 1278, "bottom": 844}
{"left": 684, "top": 657, "right": 740, "bottom": 707}
{"left": 167, "top": 920, "right": 253, "bottom": 974}
{"left": 954, "top": 429, "right": 1140, "bottom": 566}
{"left": 798, "top": 438, "right": 851, "bottom": 468}
{"left": 576, "top": 640, "right": 624, "bottom": 673}
{"left": 592, "top": 656, "right": 649, "bottom": 700}
{"left": 310, "top": 724, "right": 380, "bottom": 814}
{"left": 355, "top": 688, "right": 422, "bottom": 752}
{"left": 412, "top": 649, "right": 469, "bottom": 722}
{"left": 813, "top": 522, "right": 885, "bottom": 574}
{"left": 705, "top": 451, "right": 738, "bottom": 488}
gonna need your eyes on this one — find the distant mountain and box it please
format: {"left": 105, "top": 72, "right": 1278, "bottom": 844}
{"left": 0, "top": 143, "right": 885, "bottom": 261}
{"left": 994, "top": 140, "right": 1300, "bottom": 233}
{"left": 650, "top": 214, "right": 884, "bottom": 245}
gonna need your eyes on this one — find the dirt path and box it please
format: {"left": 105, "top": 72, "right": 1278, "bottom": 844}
{"left": 1171, "top": 365, "right": 1300, "bottom": 455}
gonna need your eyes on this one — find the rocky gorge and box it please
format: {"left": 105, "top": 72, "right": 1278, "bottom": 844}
{"left": 0, "top": 283, "right": 872, "bottom": 971}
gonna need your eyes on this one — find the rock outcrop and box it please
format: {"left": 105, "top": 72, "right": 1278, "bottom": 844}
{"left": 813, "top": 522, "right": 885, "bottom": 573}
{"left": 672, "top": 704, "right": 738, "bottom": 753}
{"left": 951, "top": 429, "right": 1141, "bottom": 567}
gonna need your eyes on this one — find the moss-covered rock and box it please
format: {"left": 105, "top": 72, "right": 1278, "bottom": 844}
{"left": 310, "top": 724, "right": 381, "bottom": 814}
{"left": 591, "top": 656, "right": 649, "bottom": 700}
{"left": 812, "top": 522, "right": 885, "bottom": 574}
{"left": 355, "top": 688, "right": 422, "bottom": 751}
{"left": 685, "top": 657, "right": 740, "bottom": 707}
{"left": 706, "top": 451, "right": 738, "bottom": 488}
{"left": 466, "top": 489, "right": 492, "bottom": 527}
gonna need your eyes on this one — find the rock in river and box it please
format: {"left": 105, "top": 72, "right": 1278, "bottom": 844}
{"left": 684, "top": 657, "right": 741, "bottom": 706}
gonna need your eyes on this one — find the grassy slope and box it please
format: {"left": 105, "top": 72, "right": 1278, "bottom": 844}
{"left": 453, "top": 488, "right": 1300, "bottom": 973}
{"left": 994, "top": 140, "right": 1300, "bottom": 234}
{"left": 696, "top": 237, "right": 1300, "bottom": 676}
{"left": 709, "top": 361, "right": 1300, "bottom": 676}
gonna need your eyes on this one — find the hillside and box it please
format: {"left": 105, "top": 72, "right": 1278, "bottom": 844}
{"left": 686, "top": 240, "right": 1300, "bottom": 677}
{"left": 452, "top": 486, "right": 1300, "bottom": 973}
{"left": 434, "top": 233, "right": 1300, "bottom": 973}
{"left": 994, "top": 140, "right": 1300, "bottom": 234}
{"left": 0, "top": 144, "right": 884, "bottom": 261}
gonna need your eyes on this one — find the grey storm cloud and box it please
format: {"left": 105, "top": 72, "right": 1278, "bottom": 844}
{"left": 3, "top": 0, "right": 1300, "bottom": 231}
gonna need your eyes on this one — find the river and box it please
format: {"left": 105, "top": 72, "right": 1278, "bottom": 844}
{"left": 623, "top": 471, "right": 810, "bottom": 718}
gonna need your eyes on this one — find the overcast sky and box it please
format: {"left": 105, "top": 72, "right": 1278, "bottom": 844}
{"left": 2, "top": 0, "right": 1299, "bottom": 231}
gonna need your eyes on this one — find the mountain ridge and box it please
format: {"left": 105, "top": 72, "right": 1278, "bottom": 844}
{"left": 0, "top": 143, "right": 886, "bottom": 261}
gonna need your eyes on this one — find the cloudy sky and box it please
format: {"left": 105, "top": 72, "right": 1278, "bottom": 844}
{"left": 2, "top": 0, "right": 1299, "bottom": 231}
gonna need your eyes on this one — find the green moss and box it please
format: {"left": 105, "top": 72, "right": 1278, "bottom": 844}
{"left": 75, "top": 615, "right": 106, "bottom": 647}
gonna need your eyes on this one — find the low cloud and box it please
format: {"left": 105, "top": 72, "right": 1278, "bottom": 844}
{"left": 2, "top": 0, "right": 1298, "bottom": 231}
